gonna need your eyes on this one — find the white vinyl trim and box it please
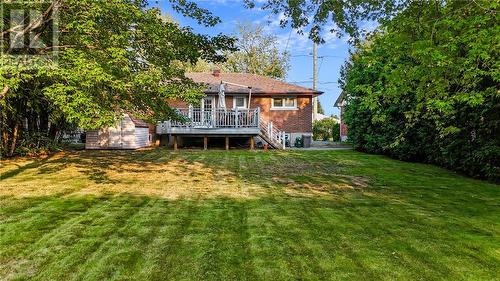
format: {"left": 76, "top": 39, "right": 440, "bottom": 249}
{"left": 233, "top": 96, "right": 248, "bottom": 109}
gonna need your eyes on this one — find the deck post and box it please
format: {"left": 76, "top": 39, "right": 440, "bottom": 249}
{"left": 173, "top": 135, "right": 178, "bottom": 151}
{"left": 225, "top": 136, "right": 229, "bottom": 150}
{"left": 256, "top": 107, "right": 260, "bottom": 126}
{"left": 250, "top": 137, "right": 255, "bottom": 150}
{"left": 203, "top": 136, "right": 208, "bottom": 150}
{"left": 235, "top": 108, "right": 239, "bottom": 128}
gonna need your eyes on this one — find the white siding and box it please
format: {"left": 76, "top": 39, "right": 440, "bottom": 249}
{"left": 86, "top": 129, "right": 110, "bottom": 149}
{"left": 134, "top": 127, "right": 150, "bottom": 148}
{"left": 108, "top": 126, "right": 122, "bottom": 148}
{"left": 85, "top": 130, "right": 100, "bottom": 149}
{"left": 121, "top": 115, "right": 137, "bottom": 149}
{"left": 85, "top": 114, "right": 151, "bottom": 150}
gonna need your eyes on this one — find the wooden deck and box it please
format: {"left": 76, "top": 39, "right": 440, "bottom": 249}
{"left": 156, "top": 108, "right": 286, "bottom": 150}
{"left": 157, "top": 108, "right": 260, "bottom": 135}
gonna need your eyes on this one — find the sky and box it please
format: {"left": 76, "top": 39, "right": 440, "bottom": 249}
{"left": 152, "top": 0, "right": 356, "bottom": 116}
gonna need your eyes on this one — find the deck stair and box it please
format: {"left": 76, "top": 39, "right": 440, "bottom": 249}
{"left": 259, "top": 119, "right": 286, "bottom": 149}
{"left": 157, "top": 108, "right": 287, "bottom": 150}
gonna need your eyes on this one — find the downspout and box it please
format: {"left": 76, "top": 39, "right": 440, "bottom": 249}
{"left": 248, "top": 87, "right": 252, "bottom": 110}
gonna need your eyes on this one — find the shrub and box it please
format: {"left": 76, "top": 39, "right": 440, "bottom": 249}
{"left": 15, "top": 133, "right": 61, "bottom": 157}
{"left": 313, "top": 118, "right": 340, "bottom": 141}
{"left": 341, "top": 1, "right": 499, "bottom": 182}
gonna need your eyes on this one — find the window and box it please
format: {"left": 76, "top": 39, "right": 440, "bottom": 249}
{"left": 233, "top": 96, "right": 247, "bottom": 109}
{"left": 272, "top": 97, "right": 297, "bottom": 109}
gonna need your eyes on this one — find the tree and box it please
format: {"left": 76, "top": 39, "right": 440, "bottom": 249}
{"left": 178, "top": 23, "right": 290, "bottom": 79}
{"left": 340, "top": 1, "right": 499, "bottom": 181}
{"left": 0, "top": 0, "right": 235, "bottom": 156}
{"left": 317, "top": 100, "right": 325, "bottom": 115}
{"left": 313, "top": 118, "right": 340, "bottom": 141}
{"left": 224, "top": 23, "right": 290, "bottom": 79}
{"left": 244, "top": 0, "right": 405, "bottom": 42}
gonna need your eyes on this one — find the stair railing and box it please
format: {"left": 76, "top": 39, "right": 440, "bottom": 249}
{"left": 259, "top": 119, "right": 286, "bottom": 149}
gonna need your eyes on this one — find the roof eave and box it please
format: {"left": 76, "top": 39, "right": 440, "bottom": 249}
{"left": 334, "top": 92, "right": 346, "bottom": 107}
{"left": 204, "top": 90, "right": 323, "bottom": 96}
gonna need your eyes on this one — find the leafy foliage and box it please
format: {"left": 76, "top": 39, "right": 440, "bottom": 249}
{"left": 224, "top": 23, "right": 290, "bottom": 79}
{"left": 341, "top": 1, "right": 499, "bottom": 181}
{"left": 313, "top": 118, "right": 340, "bottom": 141}
{"left": 178, "top": 22, "right": 290, "bottom": 79}
{"left": 0, "top": 0, "right": 235, "bottom": 156}
{"left": 244, "top": 0, "right": 406, "bottom": 42}
{"left": 317, "top": 100, "right": 325, "bottom": 115}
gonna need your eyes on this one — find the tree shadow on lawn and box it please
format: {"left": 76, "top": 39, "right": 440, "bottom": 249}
{"left": 1, "top": 148, "right": 499, "bottom": 280}
{"left": 1, "top": 148, "right": 498, "bottom": 234}
{"left": 1, "top": 148, "right": 498, "bottom": 204}
{"left": 1, "top": 192, "right": 499, "bottom": 281}
{"left": 0, "top": 148, "right": 372, "bottom": 200}
{"left": 1, "top": 154, "right": 58, "bottom": 181}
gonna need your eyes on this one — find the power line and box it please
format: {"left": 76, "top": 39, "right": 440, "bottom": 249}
{"left": 318, "top": 56, "right": 325, "bottom": 74}
{"left": 288, "top": 80, "right": 338, "bottom": 85}
{"left": 290, "top": 54, "right": 343, "bottom": 58}
{"left": 290, "top": 54, "right": 311, "bottom": 57}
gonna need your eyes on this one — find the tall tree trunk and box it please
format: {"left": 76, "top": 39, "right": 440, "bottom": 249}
{"left": 0, "top": 85, "right": 8, "bottom": 100}
{"left": 1, "top": 118, "right": 7, "bottom": 156}
{"left": 39, "top": 109, "right": 49, "bottom": 134}
{"left": 48, "top": 122, "right": 59, "bottom": 142}
{"left": 27, "top": 110, "right": 36, "bottom": 134}
{"left": 8, "top": 121, "right": 19, "bottom": 157}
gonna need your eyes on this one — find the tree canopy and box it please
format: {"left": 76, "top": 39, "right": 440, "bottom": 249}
{"left": 340, "top": 0, "right": 499, "bottom": 181}
{"left": 224, "top": 23, "right": 290, "bottom": 79}
{"left": 180, "top": 23, "right": 290, "bottom": 79}
{"left": 244, "top": 0, "right": 405, "bottom": 42}
{"left": 0, "top": 0, "right": 235, "bottom": 156}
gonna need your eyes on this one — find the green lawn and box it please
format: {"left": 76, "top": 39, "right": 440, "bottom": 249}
{"left": 1, "top": 149, "right": 499, "bottom": 280}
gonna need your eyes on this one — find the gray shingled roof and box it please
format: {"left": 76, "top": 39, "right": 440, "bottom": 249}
{"left": 130, "top": 117, "right": 150, "bottom": 128}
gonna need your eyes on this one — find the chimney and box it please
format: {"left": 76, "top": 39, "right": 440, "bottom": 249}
{"left": 212, "top": 68, "right": 221, "bottom": 77}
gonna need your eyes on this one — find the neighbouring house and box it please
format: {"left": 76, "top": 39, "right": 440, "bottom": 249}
{"left": 334, "top": 92, "right": 348, "bottom": 142}
{"left": 86, "top": 114, "right": 154, "bottom": 150}
{"left": 156, "top": 70, "right": 323, "bottom": 149}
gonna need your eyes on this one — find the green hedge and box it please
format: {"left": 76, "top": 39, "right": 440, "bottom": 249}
{"left": 313, "top": 119, "right": 340, "bottom": 141}
{"left": 341, "top": 1, "right": 499, "bottom": 182}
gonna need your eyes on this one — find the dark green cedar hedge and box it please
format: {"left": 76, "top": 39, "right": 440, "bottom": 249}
{"left": 341, "top": 1, "right": 499, "bottom": 182}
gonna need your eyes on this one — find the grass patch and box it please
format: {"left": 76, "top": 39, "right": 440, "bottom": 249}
{"left": 1, "top": 149, "right": 499, "bottom": 280}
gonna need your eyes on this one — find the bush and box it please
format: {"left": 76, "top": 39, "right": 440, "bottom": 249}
{"left": 15, "top": 133, "right": 61, "bottom": 157}
{"left": 313, "top": 118, "right": 340, "bottom": 141}
{"left": 341, "top": 1, "right": 499, "bottom": 182}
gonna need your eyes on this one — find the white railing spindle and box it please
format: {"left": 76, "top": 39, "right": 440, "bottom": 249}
{"left": 159, "top": 108, "right": 261, "bottom": 131}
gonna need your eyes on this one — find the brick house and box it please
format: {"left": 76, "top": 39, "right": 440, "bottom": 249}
{"left": 156, "top": 70, "right": 323, "bottom": 149}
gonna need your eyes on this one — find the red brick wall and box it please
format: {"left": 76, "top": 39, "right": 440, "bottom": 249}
{"left": 251, "top": 96, "right": 312, "bottom": 133}
{"left": 167, "top": 95, "right": 313, "bottom": 133}
{"left": 340, "top": 106, "right": 348, "bottom": 137}
{"left": 168, "top": 99, "right": 189, "bottom": 108}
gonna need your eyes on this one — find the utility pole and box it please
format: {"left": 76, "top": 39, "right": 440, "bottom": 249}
{"left": 312, "top": 43, "right": 318, "bottom": 122}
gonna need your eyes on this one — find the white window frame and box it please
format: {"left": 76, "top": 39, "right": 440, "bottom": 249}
{"left": 233, "top": 96, "right": 248, "bottom": 109}
{"left": 271, "top": 97, "right": 298, "bottom": 110}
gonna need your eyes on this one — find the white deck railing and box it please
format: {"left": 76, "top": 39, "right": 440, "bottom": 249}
{"left": 259, "top": 119, "right": 286, "bottom": 149}
{"left": 159, "top": 108, "right": 260, "bottom": 129}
